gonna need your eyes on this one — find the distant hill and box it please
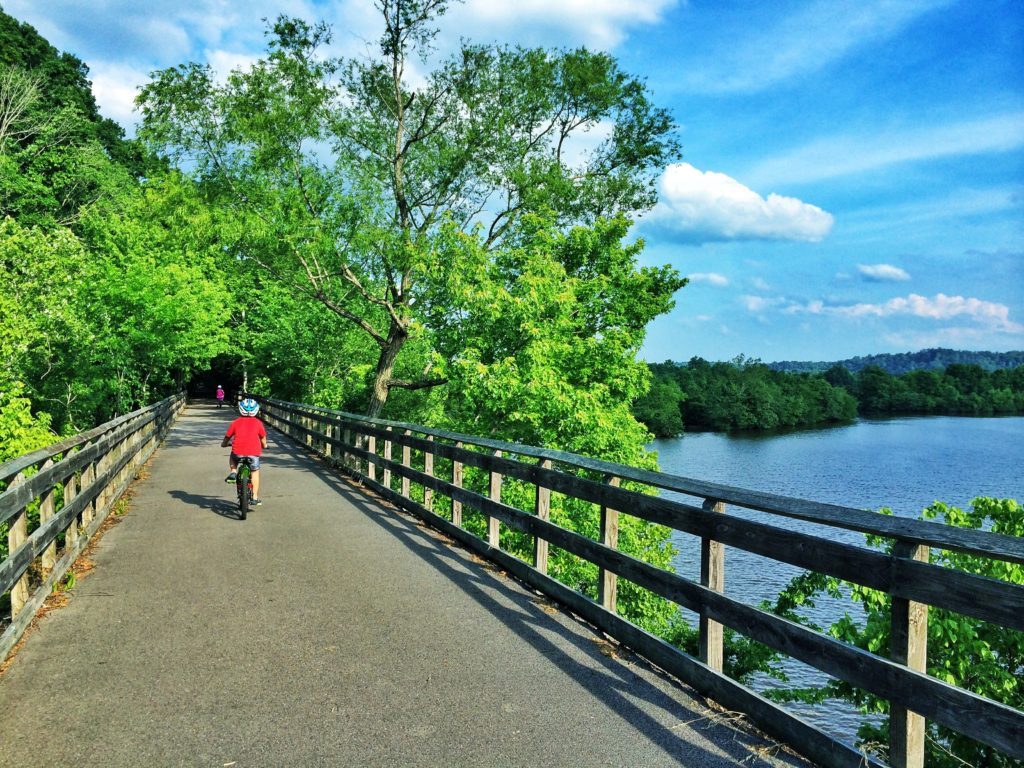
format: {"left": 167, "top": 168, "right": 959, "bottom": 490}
{"left": 767, "top": 348, "right": 1024, "bottom": 375}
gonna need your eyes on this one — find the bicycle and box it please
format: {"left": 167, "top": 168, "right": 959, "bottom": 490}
{"left": 235, "top": 457, "right": 255, "bottom": 520}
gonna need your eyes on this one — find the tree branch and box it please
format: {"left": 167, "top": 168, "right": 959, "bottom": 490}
{"left": 387, "top": 377, "right": 448, "bottom": 391}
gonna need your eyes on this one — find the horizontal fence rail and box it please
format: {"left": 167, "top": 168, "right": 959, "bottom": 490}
{"left": 261, "top": 397, "right": 1023, "bottom": 768}
{"left": 0, "top": 394, "right": 185, "bottom": 661}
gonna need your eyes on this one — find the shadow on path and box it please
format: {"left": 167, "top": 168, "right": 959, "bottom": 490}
{"left": 277, "top": 438, "right": 801, "bottom": 767}
{"left": 168, "top": 489, "right": 241, "bottom": 521}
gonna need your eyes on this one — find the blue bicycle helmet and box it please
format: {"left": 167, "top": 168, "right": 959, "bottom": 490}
{"left": 238, "top": 398, "right": 260, "bottom": 416}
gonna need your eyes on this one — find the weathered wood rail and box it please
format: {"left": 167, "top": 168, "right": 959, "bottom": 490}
{"left": 261, "top": 397, "right": 1024, "bottom": 768}
{"left": 0, "top": 394, "right": 184, "bottom": 661}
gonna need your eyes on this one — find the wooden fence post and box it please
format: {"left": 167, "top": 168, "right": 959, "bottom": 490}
{"left": 96, "top": 437, "right": 110, "bottom": 512}
{"left": 367, "top": 434, "right": 377, "bottom": 483}
{"left": 487, "top": 450, "right": 502, "bottom": 548}
{"left": 598, "top": 475, "right": 621, "bottom": 612}
{"left": 39, "top": 459, "right": 57, "bottom": 573}
{"left": 382, "top": 428, "right": 393, "bottom": 491}
{"left": 890, "top": 541, "right": 929, "bottom": 768}
{"left": 423, "top": 436, "right": 434, "bottom": 511}
{"left": 534, "top": 459, "right": 551, "bottom": 574}
{"left": 699, "top": 498, "right": 726, "bottom": 671}
{"left": 451, "top": 442, "right": 463, "bottom": 527}
{"left": 401, "top": 430, "right": 411, "bottom": 498}
{"left": 7, "top": 472, "right": 29, "bottom": 617}
{"left": 64, "top": 454, "right": 80, "bottom": 553}
{"left": 80, "top": 460, "right": 96, "bottom": 527}
{"left": 343, "top": 427, "right": 352, "bottom": 470}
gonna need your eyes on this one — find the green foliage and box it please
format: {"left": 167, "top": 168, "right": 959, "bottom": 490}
{"left": 769, "top": 348, "right": 1024, "bottom": 376}
{"left": 0, "top": 381, "right": 55, "bottom": 465}
{"left": 1, "top": 179, "right": 233, "bottom": 432}
{"left": 855, "top": 364, "right": 1024, "bottom": 416}
{"left": 633, "top": 377, "right": 684, "bottom": 437}
{"left": 636, "top": 357, "right": 1024, "bottom": 435}
{"left": 0, "top": 8, "right": 227, "bottom": 433}
{"left": 426, "top": 215, "right": 683, "bottom": 461}
{"left": 137, "top": 7, "right": 681, "bottom": 419}
{"left": 636, "top": 357, "right": 857, "bottom": 435}
{"left": 770, "top": 498, "right": 1024, "bottom": 766}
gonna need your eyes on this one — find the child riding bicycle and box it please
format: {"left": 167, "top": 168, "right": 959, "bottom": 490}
{"left": 222, "top": 397, "right": 268, "bottom": 506}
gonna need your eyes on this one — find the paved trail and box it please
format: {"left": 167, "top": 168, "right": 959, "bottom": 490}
{"left": 0, "top": 403, "right": 808, "bottom": 767}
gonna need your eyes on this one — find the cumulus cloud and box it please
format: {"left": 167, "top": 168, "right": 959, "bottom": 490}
{"left": 791, "top": 293, "right": 1024, "bottom": 333}
{"left": 649, "top": 163, "right": 834, "bottom": 244}
{"left": 858, "top": 263, "right": 911, "bottom": 282}
{"left": 87, "top": 62, "right": 150, "bottom": 129}
{"left": 688, "top": 272, "right": 729, "bottom": 287}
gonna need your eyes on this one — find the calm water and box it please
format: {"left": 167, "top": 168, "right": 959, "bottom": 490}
{"left": 651, "top": 416, "right": 1023, "bottom": 745}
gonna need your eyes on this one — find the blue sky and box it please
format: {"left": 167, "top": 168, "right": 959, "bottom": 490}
{"left": 9, "top": 0, "right": 1023, "bottom": 363}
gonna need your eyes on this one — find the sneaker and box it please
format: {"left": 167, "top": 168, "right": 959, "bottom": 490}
{"left": 225, "top": 472, "right": 237, "bottom": 483}
{"left": 252, "top": 498, "right": 263, "bottom": 506}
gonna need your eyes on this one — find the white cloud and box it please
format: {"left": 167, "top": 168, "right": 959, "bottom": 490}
{"left": 448, "top": 0, "right": 677, "bottom": 49}
{"left": 747, "top": 112, "right": 1024, "bottom": 188}
{"left": 882, "top": 327, "right": 1015, "bottom": 349}
{"left": 649, "top": 163, "right": 834, "bottom": 243}
{"left": 688, "top": 272, "right": 729, "bottom": 287}
{"left": 741, "top": 295, "right": 787, "bottom": 313}
{"left": 858, "top": 263, "right": 911, "bottom": 282}
{"left": 558, "top": 121, "right": 615, "bottom": 171}
{"left": 87, "top": 62, "right": 150, "bottom": 129}
{"left": 681, "top": 0, "right": 955, "bottom": 94}
{"left": 791, "top": 293, "right": 1024, "bottom": 333}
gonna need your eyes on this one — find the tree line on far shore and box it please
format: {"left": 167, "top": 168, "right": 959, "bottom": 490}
{"left": 633, "top": 357, "right": 1024, "bottom": 436}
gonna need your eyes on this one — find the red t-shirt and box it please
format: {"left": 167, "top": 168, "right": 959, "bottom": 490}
{"left": 225, "top": 416, "right": 266, "bottom": 456}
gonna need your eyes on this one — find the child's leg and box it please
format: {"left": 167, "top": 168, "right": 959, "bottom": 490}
{"left": 251, "top": 470, "right": 260, "bottom": 499}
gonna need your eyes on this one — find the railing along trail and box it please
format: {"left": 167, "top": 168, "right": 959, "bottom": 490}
{"left": 0, "top": 394, "right": 184, "bottom": 661}
{"left": 261, "top": 397, "right": 1024, "bottom": 768}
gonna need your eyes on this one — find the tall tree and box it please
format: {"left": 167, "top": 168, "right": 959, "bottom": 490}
{"left": 138, "top": 3, "right": 680, "bottom": 417}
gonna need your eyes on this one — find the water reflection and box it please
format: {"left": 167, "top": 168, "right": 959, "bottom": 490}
{"left": 651, "top": 416, "right": 1024, "bottom": 743}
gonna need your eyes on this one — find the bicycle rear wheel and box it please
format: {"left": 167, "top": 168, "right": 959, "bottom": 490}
{"left": 237, "top": 466, "right": 250, "bottom": 520}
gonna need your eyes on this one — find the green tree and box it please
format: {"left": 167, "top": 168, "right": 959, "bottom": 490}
{"left": 824, "top": 363, "right": 856, "bottom": 393}
{"left": 0, "top": 9, "right": 155, "bottom": 177}
{"left": 633, "top": 373, "right": 685, "bottom": 437}
{"left": 856, "top": 365, "right": 897, "bottom": 414}
{"left": 637, "top": 358, "right": 857, "bottom": 433}
{"left": 1, "top": 177, "right": 233, "bottom": 432}
{"left": 137, "top": 3, "right": 680, "bottom": 419}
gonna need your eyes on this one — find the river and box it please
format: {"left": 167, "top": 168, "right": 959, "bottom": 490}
{"left": 650, "top": 415, "right": 1024, "bottom": 746}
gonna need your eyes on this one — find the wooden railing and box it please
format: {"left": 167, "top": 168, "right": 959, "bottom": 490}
{"left": 262, "top": 397, "right": 1023, "bottom": 768}
{"left": 0, "top": 394, "right": 184, "bottom": 661}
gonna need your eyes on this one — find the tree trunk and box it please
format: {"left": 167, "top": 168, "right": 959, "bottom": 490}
{"left": 366, "top": 319, "right": 409, "bottom": 418}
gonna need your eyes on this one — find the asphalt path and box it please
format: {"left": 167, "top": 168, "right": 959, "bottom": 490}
{"left": 0, "top": 403, "right": 809, "bottom": 767}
